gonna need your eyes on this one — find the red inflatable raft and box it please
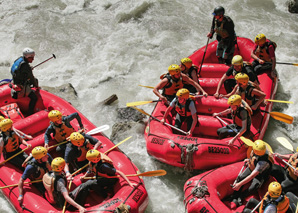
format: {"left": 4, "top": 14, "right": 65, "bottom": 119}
{"left": 183, "top": 161, "right": 276, "bottom": 213}
{"left": 144, "top": 37, "right": 277, "bottom": 170}
{"left": 0, "top": 83, "right": 148, "bottom": 213}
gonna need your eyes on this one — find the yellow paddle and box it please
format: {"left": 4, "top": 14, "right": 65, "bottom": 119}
{"left": 240, "top": 136, "right": 254, "bottom": 147}
{"left": 0, "top": 146, "right": 30, "bottom": 166}
{"left": 0, "top": 179, "right": 42, "bottom": 189}
{"left": 276, "top": 137, "right": 295, "bottom": 153}
{"left": 260, "top": 110, "right": 294, "bottom": 124}
{"left": 126, "top": 100, "right": 160, "bottom": 107}
{"left": 265, "top": 99, "right": 293, "bottom": 104}
{"left": 276, "top": 62, "right": 298, "bottom": 66}
{"left": 104, "top": 136, "right": 132, "bottom": 154}
{"left": 138, "top": 85, "right": 154, "bottom": 89}
{"left": 83, "top": 169, "right": 167, "bottom": 179}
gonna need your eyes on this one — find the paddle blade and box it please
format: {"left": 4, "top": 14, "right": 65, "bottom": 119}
{"left": 131, "top": 106, "right": 151, "bottom": 117}
{"left": 276, "top": 137, "right": 294, "bottom": 152}
{"left": 269, "top": 112, "right": 294, "bottom": 124}
{"left": 86, "top": 125, "right": 110, "bottom": 135}
{"left": 130, "top": 170, "right": 167, "bottom": 177}
{"left": 265, "top": 99, "right": 293, "bottom": 104}
{"left": 126, "top": 100, "right": 156, "bottom": 107}
{"left": 240, "top": 136, "right": 254, "bottom": 146}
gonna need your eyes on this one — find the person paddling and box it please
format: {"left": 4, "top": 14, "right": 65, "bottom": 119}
{"left": 43, "top": 157, "right": 87, "bottom": 213}
{"left": 80, "top": 150, "right": 136, "bottom": 199}
{"left": 161, "top": 88, "right": 198, "bottom": 136}
{"left": 18, "top": 146, "right": 52, "bottom": 206}
{"left": 0, "top": 119, "right": 31, "bottom": 168}
{"left": 153, "top": 64, "right": 208, "bottom": 104}
{"left": 64, "top": 132, "right": 102, "bottom": 174}
{"left": 214, "top": 55, "right": 258, "bottom": 97}
{"left": 251, "top": 33, "right": 277, "bottom": 78}
{"left": 10, "top": 48, "right": 39, "bottom": 115}
{"left": 207, "top": 6, "right": 236, "bottom": 65}
{"left": 223, "top": 73, "right": 266, "bottom": 112}
{"left": 180, "top": 58, "right": 199, "bottom": 93}
{"left": 213, "top": 95, "right": 252, "bottom": 145}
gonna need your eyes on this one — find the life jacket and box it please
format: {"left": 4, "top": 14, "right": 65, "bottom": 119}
{"left": 11, "top": 57, "right": 29, "bottom": 85}
{"left": 175, "top": 98, "right": 193, "bottom": 117}
{"left": 74, "top": 140, "right": 93, "bottom": 162}
{"left": 162, "top": 73, "right": 184, "bottom": 96}
{"left": 287, "top": 152, "right": 298, "bottom": 181}
{"left": 1, "top": 131, "right": 21, "bottom": 153}
{"left": 184, "top": 66, "right": 198, "bottom": 79}
{"left": 91, "top": 153, "right": 115, "bottom": 178}
{"left": 259, "top": 192, "right": 289, "bottom": 213}
{"left": 26, "top": 157, "right": 50, "bottom": 180}
{"left": 231, "top": 62, "right": 252, "bottom": 77}
{"left": 214, "top": 16, "right": 231, "bottom": 39}
{"left": 254, "top": 39, "right": 277, "bottom": 62}
{"left": 232, "top": 106, "right": 252, "bottom": 128}
{"left": 50, "top": 118, "right": 74, "bottom": 142}
{"left": 238, "top": 82, "right": 256, "bottom": 106}
{"left": 0, "top": 103, "right": 24, "bottom": 122}
{"left": 43, "top": 172, "right": 67, "bottom": 208}
{"left": 248, "top": 150, "right": 274, "bottom": 171}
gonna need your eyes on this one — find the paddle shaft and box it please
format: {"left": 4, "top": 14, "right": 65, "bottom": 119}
{"left": 276, "top": 62, "right": 298, "bottom": 66}
{"left": 215, "top": 116, "right": 238, "bottom": 134}
{"left": 198, "top": 38, "right": 210, "bottom": 75}
{"left": 0, "top": 147, "right": 29, "bottom": 166}
{"left": 84, "top": 170, "right": 167, "bottom": 179}
{"left": 251, "top": 200, "right": 262, "bottom": 213}
{"left": 275, "top": 155, "right": 296, "bottom": 170}
{"left": 233, "top": 163, "right": 246, "bottom": 185}
{"left": 104, "top": 136, "right": 132, "bottom": 154}
{"left": 151, "top": 115, "right": 188, "bottom": 135}
{"left": 32, "top": 54, "right": 56, "bottom": 69}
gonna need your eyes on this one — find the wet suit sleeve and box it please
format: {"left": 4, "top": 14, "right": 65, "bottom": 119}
{"left": 56, "top": 178, "right": 68, "bottom": 193}
{"left": 21, "top": 165, "right": 37, "bottom": 180}
{"left": 44, "top": 125, "right": 55, "bottom": 145}
{"left": 64, "top": 144, "right": 76, "bottom": 164}
{"left": 83, "top": 133, "right": 98, "bottom": 145}
{"left": 20, "top": 63, "right": 38, "bottom": 87}
{"left": 100, "top": 163, "right": 117, "bottom": 176}
{"left": 189, "top": 101, "right": 197, "bottom": 115}
{"left": 225, "top": 66, "right": 234, "bottom": 77}
{"left": 64, "top": 112, "right": 84, "bottom": 129}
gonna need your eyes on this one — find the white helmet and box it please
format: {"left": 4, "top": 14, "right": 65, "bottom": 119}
{"left": 23, "top": 47, "right": 35, "bottom": 58}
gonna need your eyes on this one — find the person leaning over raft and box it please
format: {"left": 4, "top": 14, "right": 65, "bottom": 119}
{"left": 207, "top": 6, "right": 236, "bottom": 65}
{"left": 180, "top": 58, "right": 199, "bottom": 94}
{"left": 214, "top": 55, "right": 258, "bottom": 98}
{"left": 18, "top": 146, "right": 52, "bottom": 206}
{"left": 10, "top": 48, "right": 39, "bottom": 115}
{"left": 153, "top": 64, "right": 208, "bottom": 104}
{"left": 223, "top": 73, "right": 266, "bottom": 112}
{"left": 80, "top": 150, "right": 136, "bottom": 198}
{"left": 230, "top": 140, "right": 274, "bottom": 208}
{"left": 213, "top": 95, "right": 252, "bottom": 145}
{"left": 251, "top": 33, "right": 277, "bottom": 78}
{"left": 43, "top": 157, "right": 87, "bottom": 213}
{"left": 64, "top": 132, "right": 102, "bottom": 173}
{"left": 161, "top": 88, "right": 197, "bottom": 136}
{"left": 0, "top": 119, "right": 31, "bottom": 169}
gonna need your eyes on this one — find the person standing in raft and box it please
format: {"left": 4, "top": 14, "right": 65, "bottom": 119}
{"left": 79, "top": 150, "right": 136, "bottom": 198}
{"left": 207, "top": 6, "right": 236, "bottom": 65}
{"left": 161, "top": 88, "right": 197, "bottom": 136}
{"left": 180, "top": 58, "right": 199, "bottom": 94}
{"left": 10, "top": 48, "right": 39, "bottom": 115}
{"left": 153, "top": 64, "right": 208, "bottom": 104}
{"left": 230, "top": 140, "right": 274, "bottom": 208}
{"left": 251, "top": 33, "right": 277, "bottom": 78}
{"left": 0, "top": 119, "right": 31, "bottom": 168}
{"left": 64, "top": 132, "right": 102, "bottom": 173}
{"left": 213, "top": 95, "right": 252, "bottom": 145}
{"left": 43, "top": 157, "right": 87, "bottom": 213}
{"left": 242, "top": 181, "right": 293, "bottom": 213}
{"left": 214, "top": 55, "right": 258, "bottom": 97}
{"left": 272, "top": 147, "right": 298, "bottom": 196}
{"left": 223, "top": 73, "right": 266, "bottom": 112}
{"left": 17, "top": 146, "right": 52, "bottom": 206}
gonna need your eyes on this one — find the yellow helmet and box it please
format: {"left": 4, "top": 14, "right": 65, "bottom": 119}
{"left": 253, "top": 140, "right": 266, "bottom": 156}
{"left": 32, "top": 146, "right": 48, "bottom": 160}
{"left": 0, "top": 119, "right": 13, "bottom": 132}
{"left": 181, "top": 58, "right": 192, "bottom": 69}
{"left": 176, "top": 88, "right": 190, "bottom": 99}
{"left": 86, "top": 149, "right": 101, "bottom": 163}
{"left": 168, "top": 64, "right": 181, "bottom": 76}
{"left": 51, "top": 157, "right": 65, "bottom": 172}
{"left": 255, "top": 34, "right": 266, "bottom": 45}
{"left": 0, "top": 116, "right": 5, "bottom": 122}
{"left": 268, "top": 181, "right": 282, "bottom": 198}
{"left": 235, "top": 73, "right": 249, "bottom": 85}
{"left": 69, "top": 132, "right": 85, "bottom": 147}
{"left": 227, "top": 95, "right": 242, "bottom": 106}
{"left": 232, "top": 55, "right": 243, "bottom": 66}
{"left": 48, "top": 110, "right": 62, "bottom": 122}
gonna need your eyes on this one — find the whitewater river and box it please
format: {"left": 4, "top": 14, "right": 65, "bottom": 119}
{"left": 0, "top": 0, "right": 297, "bottom": 212}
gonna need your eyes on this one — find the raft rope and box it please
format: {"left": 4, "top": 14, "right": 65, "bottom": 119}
{"left": 115, "top": 203, "right": 130, "bottom": 213}
{"left": 182, "top": 144, "right": 198, "bottom": 172}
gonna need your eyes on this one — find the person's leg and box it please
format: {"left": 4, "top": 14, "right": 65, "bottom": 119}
{"left": 217, "top": 124, "right": 238, "bottom": 139}
{"left": 28, "top": 91, "right": 38, "bottom": 115}
{"left": 216, "top": 40, "right": 224, "bottom": 64}
{"left": 281, "top": 176, "right": 298, "bottom": 195}
{"left": 270, "top": 164, "right": 286, "bottom": 183}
